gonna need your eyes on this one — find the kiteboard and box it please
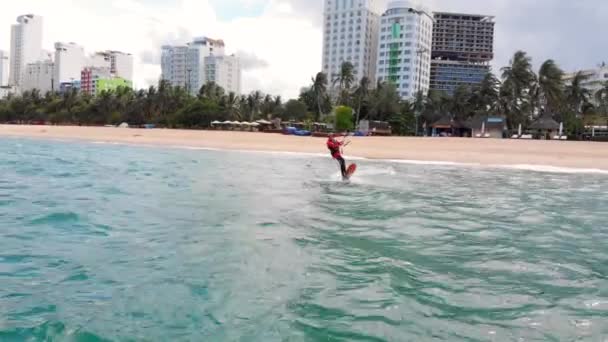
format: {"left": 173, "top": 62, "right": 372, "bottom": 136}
{"left": 344, "top": 163, "right": 357, "bottom": 180}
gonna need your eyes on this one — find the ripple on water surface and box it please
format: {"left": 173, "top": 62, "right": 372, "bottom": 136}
{"left": 0, "top": 137, "right": 607, "bottom": 341}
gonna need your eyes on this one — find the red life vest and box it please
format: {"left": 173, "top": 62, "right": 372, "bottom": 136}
{"left": 327, "top": 138, "right": 342, "bottom": 158}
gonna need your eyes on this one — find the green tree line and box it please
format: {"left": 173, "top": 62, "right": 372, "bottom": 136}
{"left": 302, "top": 51, "right": 608, "bottom": 136}
{"left": 0, "top": 81, "right": 301, "bottom": 128}
{"left": 1, "top": 50, "right": 607, "bottom": 136}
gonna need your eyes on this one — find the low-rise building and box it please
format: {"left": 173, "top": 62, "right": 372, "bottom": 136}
{"left": 81, "top": 67, "right": 131, "bottom": 96}
{"left": 563, "top": 63, "right": 608, "bottom": 104}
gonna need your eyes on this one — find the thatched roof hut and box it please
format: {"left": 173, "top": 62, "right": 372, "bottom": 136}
{"left": 529, "top": 115, "right": 560, "bottom": 131}
{"left": 431, "top": 115, "right": 465, "bottom": 129}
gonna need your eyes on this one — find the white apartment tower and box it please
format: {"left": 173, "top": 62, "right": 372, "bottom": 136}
{"left": 9, "top": 14, "right": 43, "bottom": 87}
{"left": 161, "top": 45, "right": 189, "bottom": 89}
{"left": 0, "top": 51, "right": 9, "bottom": 86}
{"left": 376, "top": 1, "right": 433, "bottom": 100}
{"left": 161, "top": 37, "right": 240, "bottom": 95}
{"left": 205, "top": 55, "right": 241, "bottom": 95}
{"left": 187, "top": 37, "right": 225, "bottom": 95}
{"left": 54, "top": 42, "right": 85, "bottom": 86}
{"left": 322, "top": 0, "right": 382, "bottom": 88}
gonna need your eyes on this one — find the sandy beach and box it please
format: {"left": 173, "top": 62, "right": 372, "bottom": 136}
{"left": 1, "top": 124, "right": 607, "bottom": 171}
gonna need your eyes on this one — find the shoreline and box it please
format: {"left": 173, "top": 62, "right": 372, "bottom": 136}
{"left": 2, "top": 125, "right": 608, "bottom": 173}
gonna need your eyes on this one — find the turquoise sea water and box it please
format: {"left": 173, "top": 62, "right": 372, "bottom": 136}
{"left": 1, "top": 137, "right": 607, "bottom": 341}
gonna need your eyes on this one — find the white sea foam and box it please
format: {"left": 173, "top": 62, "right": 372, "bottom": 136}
{"left": 91, "top": 142, "right": 608, "bottom": 175}
{"left": 16, "top": 136, "right": 608, "bottom": 176}
{"left": 496, "top": 164, "right": 608, "bottom": 175}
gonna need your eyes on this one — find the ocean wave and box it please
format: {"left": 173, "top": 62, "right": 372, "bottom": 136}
{"left": 0, "top": 321, "right": 109, "bottom": 341}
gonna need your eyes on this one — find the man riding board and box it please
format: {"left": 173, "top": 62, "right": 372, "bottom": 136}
{"left": 327, "top": 134, "right": 348, "bottom": 179}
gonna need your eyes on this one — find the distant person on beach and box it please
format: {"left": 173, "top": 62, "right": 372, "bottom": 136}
{"left": 327, "top": 134, "right": 347, "bottom": 179}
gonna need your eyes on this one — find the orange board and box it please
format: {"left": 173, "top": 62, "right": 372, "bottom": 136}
{"left": 345, "top": 164, "right": 357, "bottom": 180}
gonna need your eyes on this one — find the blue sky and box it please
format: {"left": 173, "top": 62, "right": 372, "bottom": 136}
{"left": 1, "top": 0, "right": 607, "bottom": 98}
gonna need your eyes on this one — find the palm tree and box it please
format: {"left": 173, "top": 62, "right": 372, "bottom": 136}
{"left": 237, "top": 95, "right": 248, "bottom": 121}
{"left": 353, "top": 76, "right": 370, "bottom": 128}
{"left": 368, "top": 82, "right": 400, "bottom": 121}
{"left": 451, "top": 84, "right": 473, "bottom": 122}
{"left": 143, "top": 86, "right": 158, "bottom": 123}
{"left": 564, "top": 71, "right": 591, "bottom": 117}
{"left": 221, "top": 92, "right": 240, "bottom": 120}
{"left": 501, "top": 51, "right": 536, "bottom": 91}
{"left": 311, "top": 72, "right": 328, "bottom": 120}
{"left": 156, "top": 80, "right": 172, "bottom": 121}
{"left": 595, "top": 82, "right": 608, "bottom": 120}
{"left": 537, "top": 59, "right": 565, "bottom": 113}
{"left": 95, "top": 90, "right": 115, "bottom": 117}
{"left": 60, "top": 88, "right": 80, "bottom": 117}
{"left": 199, "top": 81, "right": 225, "bottom": 102}
{"left": 332, "top": 62, "right": 355, "bottom": 106}
{"left": 472, "top": 73, "right": 500, "bottom": 115}
{"left": 246, "top": 91, "right": 263, "bottom": 122}
{"left": 422, "top": 90, "right": 450, "bottom": 127}
{"left": 261, "top": 94, "right": 275, "bottom": 117}
{"left": 501, "top": 51, "right": 536, "bottom": 128}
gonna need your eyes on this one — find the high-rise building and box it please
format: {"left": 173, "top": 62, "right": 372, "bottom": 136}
{"left": 161, "top": 45, "right": 189, "bottom": 89}
{"left": 9, "top": 14, "right": 43, "bottom": 87}
{"left": 54, "top": 42, "right": 85, "bottom": 87}
{"left": 563, "top": 63, "right": 608, "bottom": 105}
{"left": 187, "top": 37, "right": 226, "bottom": 95}
{"left": 0, "top": 51, "right": 9, "bottom": 86}
{"left": 88, "top": 51, "right": 133, "bottom": 82}
{"left": 322, "top": 0, "right": 382, "bottom": 89}
{"left": 376, "top": 1, "right": 433, "bottom": 100}
{"left": 205, "top": 54, "right": 241, "bottom": 95}
{"left": 429, "top": 12, "right": 495, "bottom": 95}
{"left": 22, "top": 58, "right": 54, "bottom": 93}
{"left": 161, "top": 37, "right": 240, "bottom": 95}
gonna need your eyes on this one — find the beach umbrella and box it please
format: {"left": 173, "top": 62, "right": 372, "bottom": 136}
{"left": 559, "top": 122, "right": 564, "bottom": 136}
{"left": 222, "top": 121, "right": 231, "bottom": 124}
{"left": 250, "top": 122, "right": 260, "bottom": 127}
{"left": 518, "top": 124, "right": 522, "bottom": 137}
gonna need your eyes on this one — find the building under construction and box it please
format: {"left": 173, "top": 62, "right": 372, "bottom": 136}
{"left": 430, "top": 12, "right": 495, "bottom": 95}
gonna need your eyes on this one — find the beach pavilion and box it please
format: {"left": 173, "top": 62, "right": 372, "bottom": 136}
{"left": 430, "top": 115, "right": 467, "bottom": 137}
{"left": 529, "top": 114, "right": 561, "bottom": 140}
{"left": 465, "top": 115, "right": 507, "bottom": 138}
